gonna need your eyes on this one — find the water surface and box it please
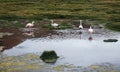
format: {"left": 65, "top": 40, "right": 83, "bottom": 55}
{"left": 3, "top": 29, "right": 120, "bottom": 66}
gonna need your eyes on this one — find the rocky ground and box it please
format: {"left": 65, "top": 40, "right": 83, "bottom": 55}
{"left": 0, "top": 28, "right": 57, "bottom": 52}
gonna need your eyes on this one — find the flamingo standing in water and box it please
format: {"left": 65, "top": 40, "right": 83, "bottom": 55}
{"left": 88, "top": 24, "right": 93, "bottom": 34}
{"left": 51, "top": 20, "right": 59, "bottom": 28}
{"left": 26, "top": 21, "right": 35, "bottom": 28}
{"left": 78, "top": 20, "right": 83, "bottom": 39}
{"left": 79, "top": 20, "right": 83, "bottom": 29}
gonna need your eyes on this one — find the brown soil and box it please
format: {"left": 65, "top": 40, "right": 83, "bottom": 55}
{"left": 0, "top": 28, "right": 57, "bottom": 52}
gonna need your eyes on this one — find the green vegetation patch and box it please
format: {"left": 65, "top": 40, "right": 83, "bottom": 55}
{"left": 42, "top": 20, "right": 74, "bottom": 30}
{"left": 0, "top": 33, "right": 3, "bottom": 38}
{"left": 103, "top": 39, "right": 118, "bottom": 42}
{"left": 59, "top": 22, "right": 73, "bottom": 29}
{"left": 105, "top": 22, "right": 120, "bottom": 31}
{"left": 40, "top": 50, "right": 59, "bottom": 63}
{"left": 0, "top": 0, "right": 120, "bottom": 31}
{"left": 0, "top": 21, "right": 25, "bottom": 28}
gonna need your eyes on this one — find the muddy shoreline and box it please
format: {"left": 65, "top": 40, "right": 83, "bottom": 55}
{"left": 0, "top": 28, "right": 58, "bottom": 52}
{"left": 0, "top": 27, "right": 120, "bottom": 72}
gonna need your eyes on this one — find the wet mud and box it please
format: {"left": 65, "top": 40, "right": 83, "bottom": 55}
{"left": 0, "top": 28, "right": 57, "bottom": 52}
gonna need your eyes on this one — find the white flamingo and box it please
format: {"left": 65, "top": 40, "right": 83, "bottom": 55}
{"left": 0, "top": 46, "right": 5, "bottom": 52}
{"left": 51, "top": 20, "right": 59, "bottom": 28}
{"left": 88, "top": 25, "right": 93, "bottom": 34}
{"left": 26, "top": 21, "right": 35, "bottom": 28}
{"left": 79, "top": 20, "right": 83, "bottom": 29}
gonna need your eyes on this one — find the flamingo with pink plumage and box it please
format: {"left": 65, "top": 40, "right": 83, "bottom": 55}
{"left": 88, "top": 24, "right": 93, "bottom": 34}
{"left": 25, "top": 21, "right": 35, "bottom": 28}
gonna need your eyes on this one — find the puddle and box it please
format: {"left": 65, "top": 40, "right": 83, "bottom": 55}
{"left": 2, "top": 28, "right": 120, "bottom": 67}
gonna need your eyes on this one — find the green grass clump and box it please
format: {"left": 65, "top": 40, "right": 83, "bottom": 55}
{"left": 0, "top": 23, "right": 24, "bottom": 28}
{"left": 103, "top": 39, "right": 118, "bottom": 42}
{"left": 0, "top": 20, "right": 25, "bottom": 28}
{"left": 41, "top": 23, "right": 54, "bottom": 30}
{"left": 105, "top": 22, "right": 120, "bottom": 31}
{"left": 12, "top": 23, "right": 25, "bottom": 28}
{"left": 42, "top": 21, "right": 74, "bottom": 30}
{"left": 59, "top": 22, "right": 73, "bottom": 29}
{"left": 0, "top": 33, "right": 3, "bottom": 38}
{"left": 40, "top": 50, "right": 59, "bottom": 63}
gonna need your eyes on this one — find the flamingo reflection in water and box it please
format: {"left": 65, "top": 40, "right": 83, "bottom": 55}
{"left": 88, "top": 36, "right": 93, "bottom": 41}
{"left": 23, "top": 31, "right": 35, "bottom": 37}
{"left": 88, "top": 24, "right": 93, "bottom": 34}
{"left": 79, "top": 31, "right": 82, "bottom": 39}
{"left": 79, "top": 20, "right": 83, "bottom": 39}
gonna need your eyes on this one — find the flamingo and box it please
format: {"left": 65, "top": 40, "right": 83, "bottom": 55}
{"left": 26, "top": 21, "right": 35, "bottom": 28}
{"left": 79, "top": 20, "right": 83, "bottom": 29}
{"left": 51, "top": 20, "right": 59, "bottom": 28}
{"left": 0, "top": 46, "right": 5, "bottom": 52}
{"left": 88, "top": 25, "right": 93, "bottom": 34}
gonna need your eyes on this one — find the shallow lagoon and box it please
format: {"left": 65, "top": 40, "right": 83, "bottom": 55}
{"left": 3, "top": 28, "right": 120, "bottom": 67}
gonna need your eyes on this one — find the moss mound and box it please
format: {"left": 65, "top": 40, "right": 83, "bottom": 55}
{"left": 103, "top": 39, "right": 118, "bottom": 42}
{"left": 40, "top": 50, "right": 59, "bottom": 63}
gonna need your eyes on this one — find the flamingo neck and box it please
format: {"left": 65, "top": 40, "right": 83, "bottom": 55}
{"left": 80, "top": 20, "right": 82, "bottom": 25}
{"left": 90, "top": 26, "right": 92, "bottom": 29}
{"left": 32, "top": 21, "right": 34, "bottom": 24}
